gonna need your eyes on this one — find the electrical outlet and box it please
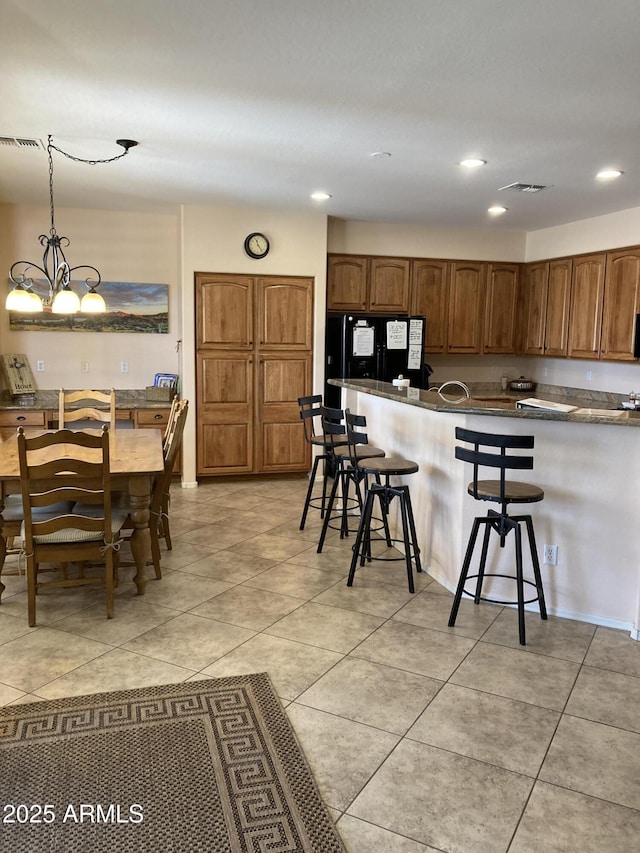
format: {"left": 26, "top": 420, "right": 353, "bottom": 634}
{"left": 543, "top": 367, "right": 548, "bottom": 377}
{"left": 586, "top": 369, "right": 592, "bottom": 380}
{"left": 543, "top": 544, "right": 558, "bottom": 565}
{"left": 80, "top": 361, "right": 89, "bottom": 373}
{"left": 120, "top": 361, "right": 128, "bottom": 373}
{"left": 36, "top": 360, "right": 45, "bottom": 372}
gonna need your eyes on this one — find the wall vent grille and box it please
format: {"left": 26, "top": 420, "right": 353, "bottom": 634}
{"left": 499, "top": 182, "right": 549, "bottom": 193}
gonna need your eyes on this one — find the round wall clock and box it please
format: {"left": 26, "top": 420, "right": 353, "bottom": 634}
{"left": 244, "top": 232, "right": 270, "bottom": 259}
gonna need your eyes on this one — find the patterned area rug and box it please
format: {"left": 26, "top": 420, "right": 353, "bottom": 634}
{"left": 0, "top": 673, "right": 346, "bottom": 852}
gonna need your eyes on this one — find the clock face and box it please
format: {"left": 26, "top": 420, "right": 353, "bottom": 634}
{"left": 244, "top": 232, "right": 270, "bottom": 259}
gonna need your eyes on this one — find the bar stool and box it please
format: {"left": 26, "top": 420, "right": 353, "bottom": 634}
{"left": 298, "top": 396, "right": 346, "bottom": 530}
{"left": 316, "top": 408, "right": 385, "bottom": 553}
{"left": 347, "top": 426, "right": 421, "bottom": 592}
{"left": 448, "top": 426, "right": 547, "bottom": 646}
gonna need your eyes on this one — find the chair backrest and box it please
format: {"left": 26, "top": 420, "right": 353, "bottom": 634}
{"left": 17, "top": 425, "right": 115, "bottom": 549}
{"left": 298, "top": 394, "right": 323, "bottom": 442}
{"left": 163, "top": 395, "right": 181, "bottom": 454}
{"left": 320, "top": 406, "right": 347, "bottom": 451}
{"left": 151, "top": 399, "right": 189, "bottom": 514}
{"left": 454, "top": 426, "right": 535, "bottom": 502}
{"left": 59, "top": 388, "right": 116, "bottom": 430}
{"left": 345, "top": 409, "right": 373, "bottom": 462}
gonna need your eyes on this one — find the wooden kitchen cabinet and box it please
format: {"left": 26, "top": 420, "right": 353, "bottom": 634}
{"left": 568, "top": 253, "right": 605, "bottom": 359}
{"left": 410, "top": 259, "right": 449, "bottom": 353}
{"left": 195, "top": 273, "right": 312, "bottom": 476}
{"left": 196, "top": 274, "right": 253, "bottom": 349}
{"left": 368, "top": 257, "right": 410, "bottom": 313}
{"left": 326, "top": 255, "right": 368, "bottom": 311}
{"left": 327, "top": 254, "right": 409, "bottom": 313}
{"left": 544, "top": 258, "right": 572, "bottom": 356}
{"left": 483, "top": 263, "right": 519, "bottom": 354}
{"left": 521, "top": 262, "right": 548, "bottom": 355}
{"left": 258, "top": 278, "right": 313, "bottom": 350}
{"left": 256, "top": 352, "right": 312, "bottom": 472}
{"left": 196, "top": 351, "right": 254, "bottom": 475}
{"left": 521, "top": 258, "right": 571, "bottom": 357}
{"left": 447, "top": 261, "right": 486, "bottom": 353}
{"left": 600, "top": 248, "right": 640, "bottom": 361}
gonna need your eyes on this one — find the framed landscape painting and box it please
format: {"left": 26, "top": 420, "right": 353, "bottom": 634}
{"left": 8, "top": 281, "right": 169, "bottom": 333}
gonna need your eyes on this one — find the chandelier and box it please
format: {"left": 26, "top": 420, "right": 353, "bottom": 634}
{"left": 6, "top": 134, "right": 138, "bottom": 315}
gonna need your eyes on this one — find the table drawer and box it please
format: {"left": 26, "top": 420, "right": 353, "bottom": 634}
{"left": 0, "top": 410, "right": 47, "bottom": 428}
{"left": 135, "top": 409, "right": 170, "bottom": 428}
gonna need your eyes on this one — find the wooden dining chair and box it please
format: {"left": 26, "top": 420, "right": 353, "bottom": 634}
{"left": 17, "top": 425, "right": 129, "bottom": 626}
{"left": 120, "top": 399, "right": 188, "bottom": 579}
{"left": 59, "top": 388, "right": 116, "bottom": 429}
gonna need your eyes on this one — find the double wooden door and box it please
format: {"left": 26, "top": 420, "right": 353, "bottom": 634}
{"left": 195, "top": 273, "right": 313, "bottom": 476}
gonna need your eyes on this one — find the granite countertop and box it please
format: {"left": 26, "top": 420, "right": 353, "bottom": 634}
{"left": 0, "top": 390, "right": 172, "bottom": 411}
{"left": 330, "top": 378, "right": 640, "bottom": 427}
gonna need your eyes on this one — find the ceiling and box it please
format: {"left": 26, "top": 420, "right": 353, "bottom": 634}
{"left": 1, "top": 0, "right": 639, "bottom": 232}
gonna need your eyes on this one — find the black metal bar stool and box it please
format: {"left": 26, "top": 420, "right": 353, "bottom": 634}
{"left": 316, "top": 408, "right": 386, "bottom": 553}
{"left": 347, "top": 429, "right": 422, "bottom": 592}
{"left": 448, "top": 426, "right": 548, "bottom": 645}
{"left": 298, "top": 396, "right": 346, "bottom": 530}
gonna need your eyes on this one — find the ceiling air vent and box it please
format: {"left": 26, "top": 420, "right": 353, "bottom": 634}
{"left": 0, "top": 136, "right": 45, "bottom": 150}
{"left": 499, "top": 182, "right": 549, "bottom": 193}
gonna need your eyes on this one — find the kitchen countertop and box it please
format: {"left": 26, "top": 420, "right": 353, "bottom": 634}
{"left": 329, "top": 379, "right": 640, "bottom": 427}
{"left": 0, "top": 390, "right": 173, "bottom": 411}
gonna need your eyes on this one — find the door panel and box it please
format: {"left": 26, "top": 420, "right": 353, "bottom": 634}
{"left": 196, "top": 353, "right": 253, "bottom": 474}
{"left": 257, "top": 354, "right": 311, "bottom": 471}
{"left": 258, "top": 278, "right": 313, "bottom": 349}
{"left": 196, "top": 275, "right": 253, "bottom": 349}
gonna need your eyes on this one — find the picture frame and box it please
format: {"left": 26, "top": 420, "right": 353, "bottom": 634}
{"left": 154, "top": 373, "right": 178, "bottom": 389}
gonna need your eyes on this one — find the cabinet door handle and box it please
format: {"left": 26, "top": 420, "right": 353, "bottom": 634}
{"left": 154, "top": 413, "right": 163, "bottom": 420}
{"left": 17, "top": 416, "right": 26, "bottom": 421}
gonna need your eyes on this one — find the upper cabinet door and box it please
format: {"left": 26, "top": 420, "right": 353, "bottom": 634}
{"left": 521, "top": 262, "right": 549, "bottom": 356}
{"left": 327, "top": 256, "right": 368, "bottom": 311}
{"left": 196, "top": 274, "right": 254, "bottom": 349}
{"left": 410, "top": 260, "right": 450, "bottom": 353}
{"left": 483, "top": 263, "right": 519, "bottom": 354}
{"left": 447, "top": 262, "right": 486, "bottom": 353}
{"left": 600, "top": 249, "right": 640, "bottom": 361}
{"left": 568, "top": 254, "right": 605, "bottom": 359}
{"left": 368, "top": 258, "right": 410, "bottom": 313}
{"left": 544, "top": 258, "right": 572, "bottom": 357}
{"left": 258, "top": 277, "right": 313, "bottom": 350}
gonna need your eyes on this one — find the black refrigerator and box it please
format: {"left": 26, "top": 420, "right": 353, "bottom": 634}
{"left": 325, "top": 313, "right": 427, "bottom": 407}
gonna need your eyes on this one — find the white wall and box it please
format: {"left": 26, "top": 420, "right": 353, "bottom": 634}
{"left": 526, "top": 205, "right": 640, "bottom": 261}
{"left": 0, "top": 204, "right": 179, "bottom": 390}
{"left": 179, "top": 203, "right": 329, "bottom": 486}
{"left": 328, "top": 217, "right": 527, "bottom": 261}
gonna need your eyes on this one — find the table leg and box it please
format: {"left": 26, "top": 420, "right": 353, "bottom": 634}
{"left": 127, "top": 475, "right": 152, "bottom": 595}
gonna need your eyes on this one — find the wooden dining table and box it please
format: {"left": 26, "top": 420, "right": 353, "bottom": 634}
{"left": 0, "top": 427, "right": 165, "bottom": 602}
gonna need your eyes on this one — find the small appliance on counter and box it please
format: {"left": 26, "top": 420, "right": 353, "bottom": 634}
{"left": 509, "top": 376, "right": 537, "bottom": 392}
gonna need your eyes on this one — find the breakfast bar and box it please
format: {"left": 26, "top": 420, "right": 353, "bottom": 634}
{"left": 332, "top": 378, "right": 640, "bottom": 640}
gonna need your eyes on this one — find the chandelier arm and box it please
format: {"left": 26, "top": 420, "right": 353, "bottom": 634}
{"left": 49, "top": 141, "right": 136, "bottom": 166}
{"left": 68, "top": 265, "right": 102, "bottom": 288}
{"left": 9, "top": 260, "right": 49, "bottom": 288}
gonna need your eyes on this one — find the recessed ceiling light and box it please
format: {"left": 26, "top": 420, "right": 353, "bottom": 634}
{"left": 596, "top": 169, "right": 623, "bottom": 180}
{"left": 460, "top": 158, "right": 487, "bottom": 168}
{"left": 488, "top": 205, "right": 508, "bottom": 215}
{"left": 370, "top": 151, "right": 391, "bottom": 159}
{"left": 310, "top": 191, "right": 332, "bottom": 200}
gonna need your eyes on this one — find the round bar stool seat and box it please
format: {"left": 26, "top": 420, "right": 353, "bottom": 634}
{"left": 348, "top": 455, "right": 422, "bottom": 593}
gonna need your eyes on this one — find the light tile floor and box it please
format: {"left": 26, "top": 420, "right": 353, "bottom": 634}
{"left": 2, "top": 475, "right": 640, "bottom": 852}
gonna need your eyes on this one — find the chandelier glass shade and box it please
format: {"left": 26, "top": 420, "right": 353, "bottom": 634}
{"left": 6, "top": 134, "right": 137, "bottom": 315}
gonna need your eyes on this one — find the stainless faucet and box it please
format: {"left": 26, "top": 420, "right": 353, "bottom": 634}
{"left": 427, "top": 380, "right": 471, "bottom": 402}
